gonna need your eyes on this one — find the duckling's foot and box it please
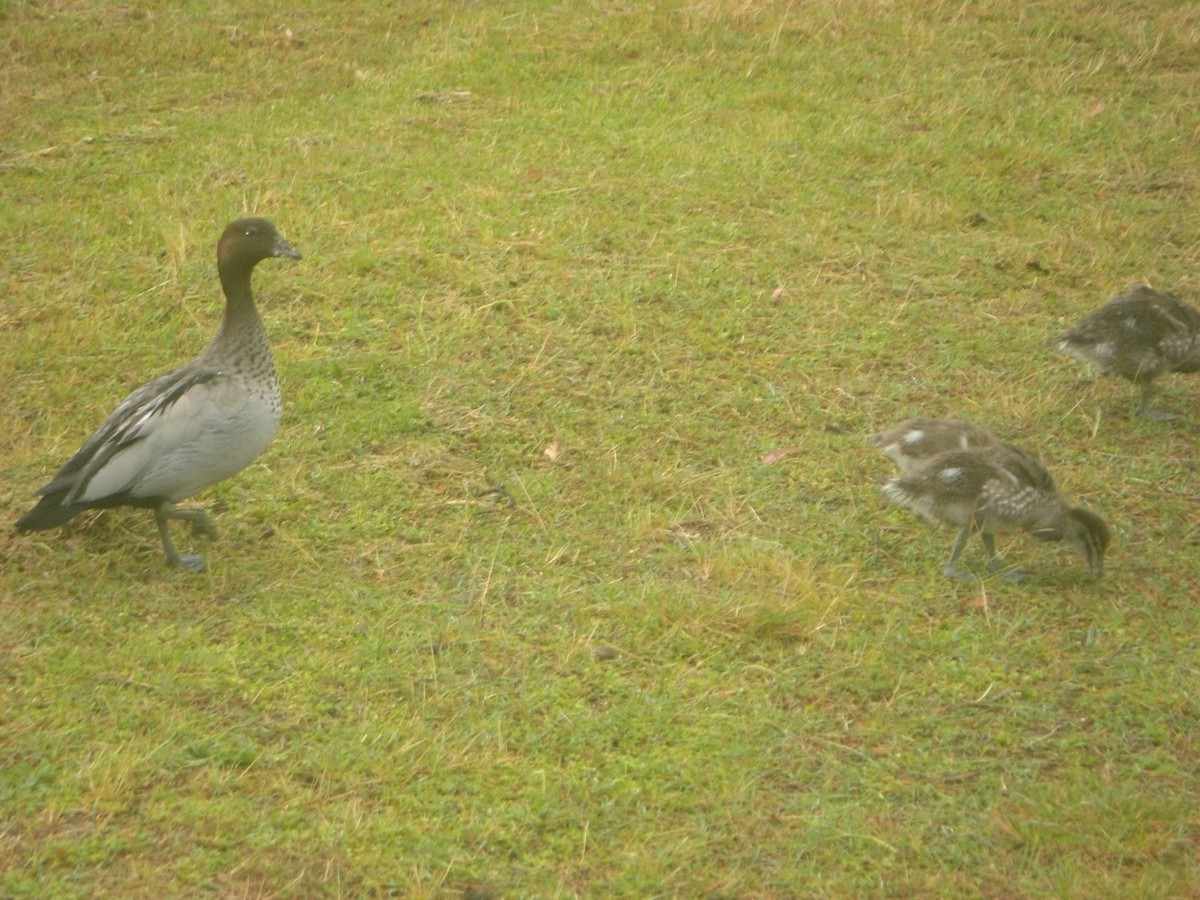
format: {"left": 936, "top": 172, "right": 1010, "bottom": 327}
{"left": 941, "top": 563, "right": 977, "bottom": 582}
{"left": 985, "top": 556, "right": 1029, "bottom": 582}
{"left": 1138, "top": 408, "right": 1178, "bottom": 422}
{"left": 173, "top": 553, "right": 208, "bottom": 573}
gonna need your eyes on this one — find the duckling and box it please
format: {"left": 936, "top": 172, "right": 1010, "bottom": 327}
{"left": 15, "top": 217, "right": 301, "bottom": 572}
{"left": 882, "top": 443, "right": 1109, "bottom": 581}
{"left": 870, "top": 417, "right": 998, "bottom": 473}
{"left": 1053, "top": 284, "right": 1200, "bottom": 420}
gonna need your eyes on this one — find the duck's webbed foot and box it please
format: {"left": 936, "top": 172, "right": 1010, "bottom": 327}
{"left": 155, "top": 502, "right": 215, "bottom": 573}
{"left": 1136, "top": 384, "right": 1177, "bottom": 421}
{"left": 941, "top": 562, "right": 976, "bottom": 582}
{"left": 995, "top": 565, "right": 1030, "bottom": 583}
{"left": 1137, "top": 406, "right": 1178, "bottom": 422}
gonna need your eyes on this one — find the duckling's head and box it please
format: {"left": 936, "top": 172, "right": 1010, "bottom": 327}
{"left": 218, "top": 217, "right": 302, "bottom": 272}
{"left": 1063, "top": 507, "right": 1111, "bottom": 578}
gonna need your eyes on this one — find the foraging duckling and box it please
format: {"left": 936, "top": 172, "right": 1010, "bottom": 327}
{"left": 882, "top": 443, "right": 1109, "bottom": 581}
{"left": 870, "top": 417, "right": 998, "bottom": 473}
{"left": 15, "top": 217, "right": 301, "bottom": 572}
{"left": 1053, "top": 284, "right": 1200, "bottom": 420}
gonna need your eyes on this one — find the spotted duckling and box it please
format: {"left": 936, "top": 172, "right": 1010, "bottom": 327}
{"left": 1053, "top": 284, "right": 1200, "bottom": 420}
{"left": 882, "top": 442, "right": 1110, "bottom": 581}
{"left": 870, "top": 417, "right": 999, "bottom": 473}
{"left": 15, "top": 217, "right": 301, "bottom": 572}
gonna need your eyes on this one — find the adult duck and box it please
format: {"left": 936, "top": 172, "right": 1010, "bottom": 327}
{"left": 16, "top": 217, "right": 301, "bottom": 572}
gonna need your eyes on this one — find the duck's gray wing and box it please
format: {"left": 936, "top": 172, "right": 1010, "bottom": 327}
{"left": 35, "top": 362, "right": 225, "bottom": 504}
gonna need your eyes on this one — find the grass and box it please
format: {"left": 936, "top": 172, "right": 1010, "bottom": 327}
{"left": 3, "top": 0, "right": 1200, "bottom": 894}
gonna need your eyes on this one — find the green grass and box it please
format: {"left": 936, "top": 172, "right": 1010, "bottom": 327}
{"left": 3, "top": 0, "right": 1200, "bottom": 895}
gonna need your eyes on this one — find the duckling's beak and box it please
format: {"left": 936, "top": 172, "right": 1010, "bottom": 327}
{"left": 273, "top": 235, "right": 302, "bottom": 260}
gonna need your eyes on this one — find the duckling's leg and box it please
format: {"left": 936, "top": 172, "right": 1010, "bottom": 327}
{"left": 981, "top": 533, "right": 1029, "bottom": 582}
{"left": 154, "top": 502, "right": 215, "bottom": 572}
{"left": 941, "top": 527, "right": 975, "bottom": 581}
{"left": 1135, "top": 381, "right": 1176, "bottom": 421}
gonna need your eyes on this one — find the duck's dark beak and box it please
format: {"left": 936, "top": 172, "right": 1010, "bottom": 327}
{"left": 273, "top": 234, "right": 302, "bottom": 260}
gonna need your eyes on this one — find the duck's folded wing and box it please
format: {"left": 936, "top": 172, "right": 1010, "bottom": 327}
{"left": 1147, "top": 298, "right": 1200, "bottom": 370}
{"left": 36, "top": 364, "right": 227, "bottom": 505}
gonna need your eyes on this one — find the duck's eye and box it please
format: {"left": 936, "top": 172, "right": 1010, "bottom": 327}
{"left": 244, "top": 226, "right": 258, "bottom": 237}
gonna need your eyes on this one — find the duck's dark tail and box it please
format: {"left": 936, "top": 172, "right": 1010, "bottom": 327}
{"left": 16, "top": 491, "right": 85, "bottom": 531}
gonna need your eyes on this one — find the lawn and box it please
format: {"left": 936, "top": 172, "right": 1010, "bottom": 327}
{"left": 2, "top": 0, "right": 1199, "bottom": 895}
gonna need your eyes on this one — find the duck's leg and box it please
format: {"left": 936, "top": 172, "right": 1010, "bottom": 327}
{"left": 170, "top": 506, "right": 218, "bottom": 540}
{"left": 941, "top": 527, "right": 975, "bottom": 581}
{"left": 154, "top": 502, "right": 214, "bottom": 572}
{"left": 982, "top": 533, "right": 1028, "bottom": 582}
{"left": 1135, "top": 381, "right": 1176, "bottom": 421}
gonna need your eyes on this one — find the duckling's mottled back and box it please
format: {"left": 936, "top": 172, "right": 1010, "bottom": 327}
{"left": 869, "top": 417, "right": 998, "bottom": 472}
{"left": 1053, "top": 284, "right": 1200, "bottom": 420}
{"left": 882, "top": 442, "right": 1109, "bottom": 581}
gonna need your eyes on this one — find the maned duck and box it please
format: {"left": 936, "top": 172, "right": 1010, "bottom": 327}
{"left": 16, "top": 217, "right": 301, "bottom": 572}
{"left": 881, "top": 442, "right": 1110, "bottom": 581}
{"left": 870, "top": 417, "right": 999, "bottom": 473}
{"left": 1053, "top": 284, "right": 1200, "bottom": 420}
